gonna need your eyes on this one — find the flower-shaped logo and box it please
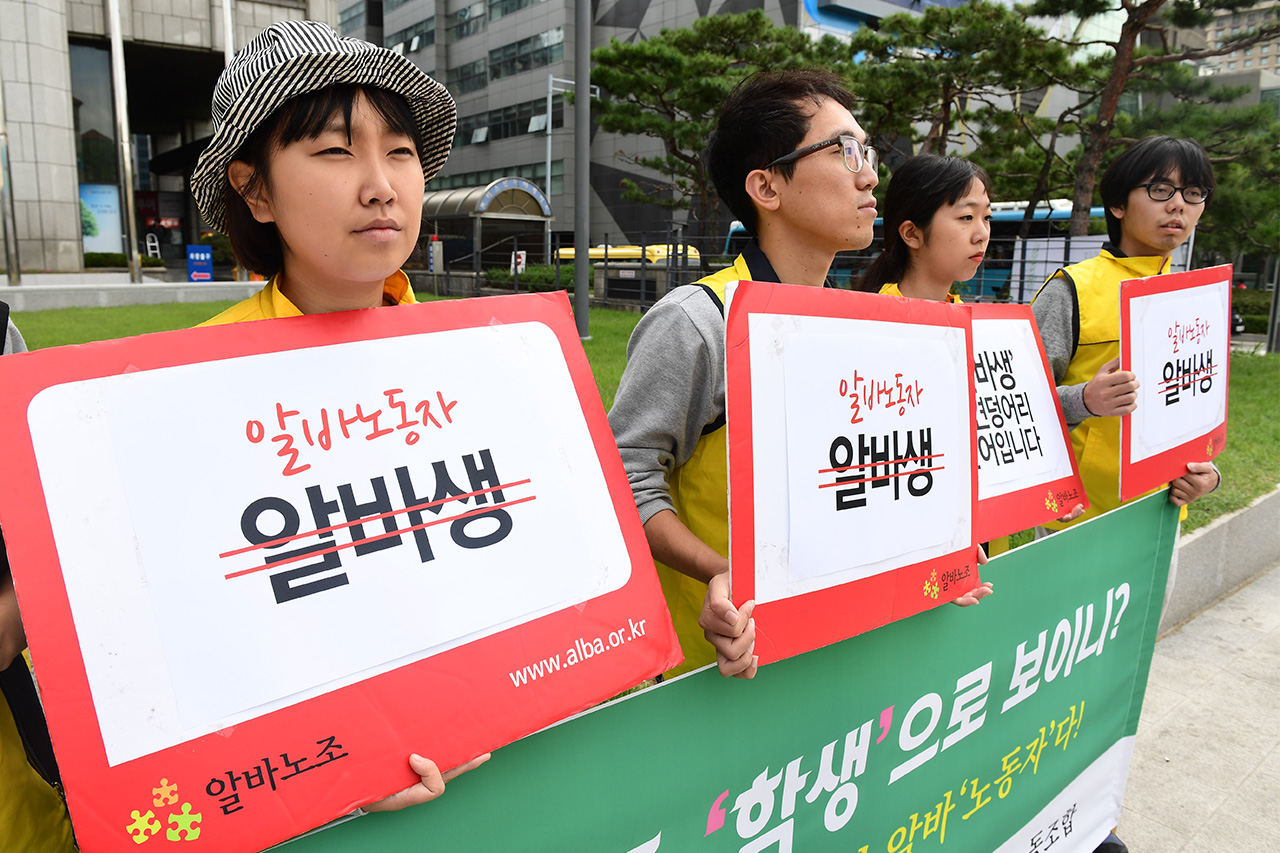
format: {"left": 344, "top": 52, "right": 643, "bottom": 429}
{"left": 1044, "top": 491, "right": 1060, "bottom": 514}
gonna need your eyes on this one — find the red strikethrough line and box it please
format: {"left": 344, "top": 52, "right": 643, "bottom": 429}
{"left": 223, "top": 495, "right": 538, "bottom": 580}
{"left": 818, "top": 465, "right": 947, "bottom": 489}
{"left": 818, "top": 452, "right": 943, "bottom": 474}
{"left": 218, "top": 478, "right": 532, "bottom": 558}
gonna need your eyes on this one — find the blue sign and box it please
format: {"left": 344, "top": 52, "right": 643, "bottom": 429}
{"left": 186, "top": 245, "right": 213, "bottom": 282}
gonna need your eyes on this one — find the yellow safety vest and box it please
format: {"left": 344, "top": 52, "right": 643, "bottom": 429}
{"left": 1034, "top": 250, "right": 1178, "bottom": 529}
{"left": 0, "top": 676, "right": 77, "bottom": 852}
{"left": 655, "top": 261, "right": 750, "bottom": 677}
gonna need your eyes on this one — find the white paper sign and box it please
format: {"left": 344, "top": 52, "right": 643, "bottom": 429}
{"left": 972, "top": 317, "right": 1075, "bottom": 499}
{"left": 28, "top": 322, "right": 630, "bottom": 765}
{"left": 747, "top": 313, "right": 972, "bottom": 603}
{"left": 1129, "top": 280, "right": 1230, "bottom": 461}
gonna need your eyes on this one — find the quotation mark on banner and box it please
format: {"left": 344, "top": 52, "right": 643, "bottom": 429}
{"left": 125, "top": 779, "right": 203, "bottom": 844}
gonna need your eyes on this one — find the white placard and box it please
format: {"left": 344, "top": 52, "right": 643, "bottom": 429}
{"left": 972, "top": 317, "right": 1075, "bottom": 499}
{"left": 1129, "top": 281, "right": 1230, "bottom": 461}
{"left": 28, "top": 322, "right": 630, "bottom": 766}
{"left": 747, "top": 313, "right": 972, "bottom": 603}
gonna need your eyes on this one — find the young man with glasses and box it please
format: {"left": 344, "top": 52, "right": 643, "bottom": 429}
{"left": 1031, "top": 132, "right": 1222, "bottom": 853}
{"left": 1032, "top": 135, "right": 1221, "bottom": 531}
{"left": 608, "top": 70, "right": 880, "bottom": 680}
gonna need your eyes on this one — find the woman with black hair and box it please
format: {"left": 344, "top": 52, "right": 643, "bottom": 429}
{"left": 860, "top": 155, "right": 992, "bottom": 303}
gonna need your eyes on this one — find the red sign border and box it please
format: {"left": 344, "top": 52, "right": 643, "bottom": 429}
{"left": 0, "top": 292, "right": 680, "bottom": 852}
{"left": 1118, "top": 265, "right": 1232, "bottom": 502}
{"left": 968, "top": 303, "right": 1089, "bottom": 541}
{"left": 726, "top": 281, "right": 981, "bottom": 666}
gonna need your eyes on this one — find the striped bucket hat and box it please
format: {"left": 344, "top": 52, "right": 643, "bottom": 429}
{"left": 192, "top": 20, "right": 456, "bottom": 233}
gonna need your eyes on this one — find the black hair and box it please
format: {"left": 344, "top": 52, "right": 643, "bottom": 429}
{"left": 859, "top": 155, "right": 992, "bottom": 293}
{"left": 704, "top": 69, "right": 856, "bottom": 236}
{"left": 1100, "top": 136, "right": 1215, "bottom": 246}
{"left": 222, "top": 84, "right": 422, "bottom": 277}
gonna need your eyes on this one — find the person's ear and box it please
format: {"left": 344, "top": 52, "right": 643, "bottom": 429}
{"left": 228, "top": 161, "right": 274, "bottom": 224}
{"left": 1109, "top": 203, "right": 1126, "bottom": 223}
{"left": 899, "top": 219, "right": 924, "bottom": 250}
{"left": 744, "top": 169, "right": 782, "bottom": 214}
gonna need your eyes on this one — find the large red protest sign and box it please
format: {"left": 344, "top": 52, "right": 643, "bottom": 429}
{"left": 726, "top": 281, "right": 981, "bottom": 665}
{"left": 1119, "top": 265, "right": 1231, "bottom": 502}
{"left": 0, "top": 292, "right": 679, "bottom": 852}
{"left": 969, "top": 304, "right": 1087, "bottom": 542}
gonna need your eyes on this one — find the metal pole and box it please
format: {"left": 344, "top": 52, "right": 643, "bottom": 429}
{"left": 545, "top": 73, "right": 553, "bottom": 261}
{"left": 0, "top": 73, "right": 21, "bottom": 286}
{"left": 222, "top": 0, "right": 235, "bottom": 65}
{"left": 105, "top": 0, "right": 141, "bottom": 283}
{"left": 572, "top": 0, "right": 591, "bottom": 339}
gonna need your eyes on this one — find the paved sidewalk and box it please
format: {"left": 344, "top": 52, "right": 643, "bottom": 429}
{"left": 1119, "top": 558, "right": 1280, "bottom": 850}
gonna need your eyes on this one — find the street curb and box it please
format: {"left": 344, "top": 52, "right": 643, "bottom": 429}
{"left": 1158, "top": 484, "right": 1280, "bottom": 637}
{"left": 4, "top": 282, "right": 264, "bottom": 312}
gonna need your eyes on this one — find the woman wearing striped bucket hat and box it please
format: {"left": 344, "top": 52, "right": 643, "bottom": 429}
{"left": 190, "top": 20, "right": 489, "bottom": 811}
{"left": 193, "top": 19, "right": 457, "bottom": 323}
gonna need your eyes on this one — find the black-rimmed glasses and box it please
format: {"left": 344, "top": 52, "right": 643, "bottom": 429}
{"left": 766, "top": 135, "right": 878, "bottom": 174}
{"left": 1139, "top": 182, "right": 1212, "bottom": 204}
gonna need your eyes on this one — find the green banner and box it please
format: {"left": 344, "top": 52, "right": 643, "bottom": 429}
{"left": 284, "top": 494, "right": 1178, "bottom": 852}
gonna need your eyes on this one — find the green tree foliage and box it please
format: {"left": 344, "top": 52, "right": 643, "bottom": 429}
{"left": 842, "top": 2, "right": 1071, "bottom": 158}
{"left": 80, "top": 199, "right": 98, "bottom": 238}
{"left": 1025, "top": 0, "right": 1280, "bottom": 233}
{"left": 590, "top": 11, "right": 837, "bottom": 236}
{"left": 1118, "top": 63, "right": 1280, "bottom": 259}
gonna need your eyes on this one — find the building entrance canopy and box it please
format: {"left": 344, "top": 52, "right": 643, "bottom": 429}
{"left": 421, "top": 177, "right": 554, "bottom": 269}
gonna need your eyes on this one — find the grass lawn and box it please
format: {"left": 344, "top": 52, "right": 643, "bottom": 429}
{"left": 10, "top": 298, "right": 1276, "bottom": 531}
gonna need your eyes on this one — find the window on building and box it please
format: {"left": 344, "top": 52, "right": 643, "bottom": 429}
{"left": 1245, "top": 59, "right": 1253, "bottom": 67}
{"left": 1262, "top": 44, "right": 1271, "bottom": 54}
{"left": 385, "top": 0, "right": 414, "bottom": 9}
{"left": 446, "top": 2, "right": 487, "bottom": 42}
{"left": 433, "top": 160, "right": 564, "bottom": 195}
{"left": 386, "top": 18, "right": 435, "bottom": 52}
{"left": 1262, "top": 55, "right": 1270, "bottom": 65}
{"left": 1245, "top": 47, "right": 1253, "bottom": 56}
{"left": 448, "top": 59, "right": 488, "bottom": 94}
{"left": 1228, "top": 61, "right": 1237, "bottom": 69}
{"left": 454, "top": 96, "right": 565, "bottom": 148}
{"left": 489, "top": 28, "right": 564, "bottom": 80}
{"left": 488, "top": 0, "right": 548, "bottom": 21}
{"left": 339, "top": 2, "right": 366, "bottom": 35}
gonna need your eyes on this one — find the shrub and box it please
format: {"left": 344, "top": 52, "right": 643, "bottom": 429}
{"left": 1233, "top": 288, "right": 1273, "bottom": 315}
{"left": 1243, "top": 314, "right": 1271, "bottom": 334}
{"left": 485, "top": 264, "right": 578, "bottom": 291}
{"left": 84, "top": 252, "right": 165, "bottom": 268}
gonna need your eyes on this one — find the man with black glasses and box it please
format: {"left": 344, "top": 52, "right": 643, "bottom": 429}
{"left": 608, "top": 69, "right": 881, "bottom": 680}
{"left": 1030, "top": 133, "right": 1223, "bottom": 853}
{"left": 1032, "top": 135, "right": 1222, "bottom": 532}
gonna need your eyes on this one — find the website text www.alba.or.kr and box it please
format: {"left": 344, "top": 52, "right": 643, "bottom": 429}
{"left": 508, "top": 617, "right": 650, "bottom": 687}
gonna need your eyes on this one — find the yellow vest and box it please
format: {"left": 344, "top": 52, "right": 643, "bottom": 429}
{"left": 878, "top": 281, "right": 964, "bottom": 303}
{"left": 1034, "top": 250, "right": 1176, "bottom": 528}
{"left": 0, "top": 676, "right": 77, "bottom": 852}
{"left": 655, "top": 261, "right": 750, "bottom": 677}
{"left": 199, "top": 270, "right": 416, "bottom": 325}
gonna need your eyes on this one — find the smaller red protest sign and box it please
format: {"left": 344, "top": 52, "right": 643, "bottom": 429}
{"left": 726, "top": 281, "right": 981, "bottom": 665}
{"left": 969, "top": 304, "right": 1088, "bottom": 541}
{"left": 0, "top": 291, "right": 679, "bottom": 853}
{"left": 1119, "top": 265, "right": 1231, "bottom": 502}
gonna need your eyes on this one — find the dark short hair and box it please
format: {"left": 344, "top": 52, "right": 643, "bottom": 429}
{"left": 860, "top": 155, "right": 992, "bottom": 293}
{"left": 1100, "top": 136, "right": 1215, "bottom": 246}
{"left": 223, "top": 84, "right": 423, "bottom": 278}
{"left": 704, "top": 69, "right": 856, "bottom": 236}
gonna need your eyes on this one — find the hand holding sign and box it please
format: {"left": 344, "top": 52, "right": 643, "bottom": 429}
{"left": 1168, "top": 461, "right": 1221, "bottom": 507}
{"left": 1083, "top": 357, "right": 1139, "bottom": 417}
{"left": 698, "top": 572, "right": 757, "bottom": 679}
